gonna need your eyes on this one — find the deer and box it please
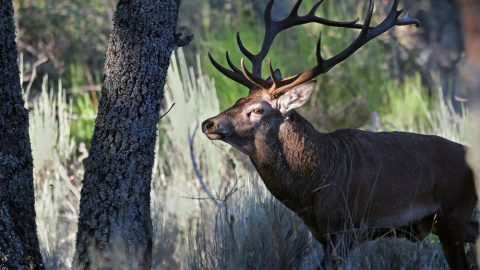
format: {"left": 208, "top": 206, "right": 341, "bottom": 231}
{"left": 201, "top": 0, "right": 478, "bottom": 269}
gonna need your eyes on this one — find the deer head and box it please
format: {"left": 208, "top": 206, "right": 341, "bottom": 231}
{"left": 202, "top": 0, "right": 419, "bottom": 156}
{"left": 202, "top": 79, "right": 316, "bottom": 155}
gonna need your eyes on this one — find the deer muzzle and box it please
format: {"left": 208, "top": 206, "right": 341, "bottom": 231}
{"left": 201, "top": 118, "right": 226, "bottom": 140}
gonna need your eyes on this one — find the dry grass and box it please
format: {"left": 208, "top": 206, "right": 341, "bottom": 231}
{"left": 27, "top": 48, "right": 475, "bottom": 269}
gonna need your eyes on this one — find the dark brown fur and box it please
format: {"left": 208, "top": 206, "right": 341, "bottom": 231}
{"left": 202, "top": 1, "right": 474, "bottom": 268}
{"left": 203, "top": 86, "right": 478, "bottom": 269}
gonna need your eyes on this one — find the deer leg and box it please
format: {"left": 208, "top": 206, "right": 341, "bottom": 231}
{"left": 465, "top": 220, "right": 479, "bottom": 244}
{"left": 436, "top": 175, "right": 477, "bottom": 269}
{"left": 438, "top": 235, "right": 469, "bottom": 270}
{"left": 436, "top": 218, "right": 470, "bottom": 270}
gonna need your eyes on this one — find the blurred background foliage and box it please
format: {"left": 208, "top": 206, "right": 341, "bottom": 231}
{"left": 14, "top": 0, "right": 468, "bottom": 145}
{"left": 13, "top": 0, "right": 477, "bottom": 268}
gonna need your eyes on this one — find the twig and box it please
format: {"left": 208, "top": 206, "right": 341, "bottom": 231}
{"left": 180, "top": 195, "right": 217, "bottom": 201}
{"left": 188, "top": 124, "right": 226, "bottom": 210}
{"left": 188, "top": 124, "right": 244, "bottom": 220}
{"left": 159, "top": 103, "right": 175, "bottom": 120}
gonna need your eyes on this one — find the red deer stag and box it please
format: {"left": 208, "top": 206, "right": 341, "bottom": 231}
{"left": 201, "top": 0, "right": 478, "bottom": 269}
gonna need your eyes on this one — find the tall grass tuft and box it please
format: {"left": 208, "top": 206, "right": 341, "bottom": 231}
{"left": 26, "top": 71, "right": 81, "bottom": 269}
{"left": 377, "top": 72, "right": 472, "bottom": 145}
{"left": 187, "top": 177, "right": 325, "bottom": 270}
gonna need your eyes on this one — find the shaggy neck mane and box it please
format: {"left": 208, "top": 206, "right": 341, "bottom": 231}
{"left": 249, "top": 110, "right": 340, "bottom": 215}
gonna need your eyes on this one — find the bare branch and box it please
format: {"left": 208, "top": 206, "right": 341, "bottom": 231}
{"left": 159, "top": 102, "right": 175, "bottom": 120}
{"left": 188, "top": 124, "right": 244, "bottom": 220}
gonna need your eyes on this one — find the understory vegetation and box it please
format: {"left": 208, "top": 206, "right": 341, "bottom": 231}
{"left": 30, "top": 48, "right": 474, "bottom": 269}
{"left": 19, "top": 0, "right": 476, "bottom": 269}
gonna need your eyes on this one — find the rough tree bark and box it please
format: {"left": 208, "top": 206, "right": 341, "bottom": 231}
{"left": 73, "top": 0, "right": 186, "bottom": 268}
{"left": 456, "top": 0, "right": 480, "bottom": 254}
{"left": 0, "top": 1, "right": 44, "bottom": 269}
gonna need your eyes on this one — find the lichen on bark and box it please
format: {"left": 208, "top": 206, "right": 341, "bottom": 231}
{"left": 73, "top": 0, "right": 181, "bottom": 268}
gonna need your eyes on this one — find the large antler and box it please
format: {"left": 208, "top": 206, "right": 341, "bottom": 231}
{"left": 208, "top": 0, "right": 362, "bottom": 89}
{"left": 209, "top": 0, "right": 420, "bottom": 97}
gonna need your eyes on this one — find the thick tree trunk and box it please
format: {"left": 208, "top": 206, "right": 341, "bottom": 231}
{"left": 0, "top": 1, "right": 44, "bottom": 269}
{"left": 73, "top": 0, "right": 181, "bottom": 268}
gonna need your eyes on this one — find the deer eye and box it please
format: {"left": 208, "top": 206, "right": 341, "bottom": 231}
{"left": 252, "top": 108, "right": 263, "bottom": 114}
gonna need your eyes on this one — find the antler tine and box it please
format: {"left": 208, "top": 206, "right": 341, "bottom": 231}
{"left": 308, "top": 0, "right": 324, "bottom": 16}
{"left": 398, "top": 11, "right": 420, "bottom": 27}
{"left": 268, "top": 59, "right": 281, "bottom": 88}
{"left": 275, "top": 0, "right": 361, "bottom": 32}
{"left": 264, "top": 0, "right": 276, "bottom": 26}
{"left": 236, "top": 32, "right": 269, "bottom": 89}
{"left": 240, "top": 58, "right": 272, "bottom": 89}
{"left": 324, "top": 0, "right": 417, "bottom": 67}
{"left": 236, "top": 32, "right": 255, "bottom": 63}
{"left": 270, "top": 0, "right": 420, "bottom": 96}
{"left": 208, "top": 52, "right": 255, "bottom": 89}
{"left": 287, "top": 0, "right": 303, "bottom": 18}
{"left": 316, "top": 31, "right": 324, "bottom": 65}
{"left": 270, "top": 31, "right": 324, "bottom": 96}
{"left": 226, "top": 52, "right": 243, "bottom": 75}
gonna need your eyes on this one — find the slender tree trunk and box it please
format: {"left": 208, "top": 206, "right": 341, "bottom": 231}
{"left": 73, "top": 0, "right": 182, "bottom": 268}
{"left": 0, "top": 1, "right": 44, "bottom": 269}
{"left": 457, "top": 0, "right": 480, "bottom": 258}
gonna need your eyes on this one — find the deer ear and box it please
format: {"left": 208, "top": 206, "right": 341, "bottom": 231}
{"left": 277, "top": 80, "right": 316, "bottom": 115}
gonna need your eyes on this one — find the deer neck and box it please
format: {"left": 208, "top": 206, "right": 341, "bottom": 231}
{"left": 249, "top": 110, "right": 332, "bottom": 214}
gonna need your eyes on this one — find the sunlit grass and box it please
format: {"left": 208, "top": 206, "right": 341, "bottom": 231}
{"left": 25, "top": 69, "right": 80, "bottom": 269}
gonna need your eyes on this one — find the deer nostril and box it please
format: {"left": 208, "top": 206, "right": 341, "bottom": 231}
{"left": 205, "top": 122, "right": 214, "bottom": 130}
{"left": 202, "top": 119, "right": 215, "bottom": 133}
